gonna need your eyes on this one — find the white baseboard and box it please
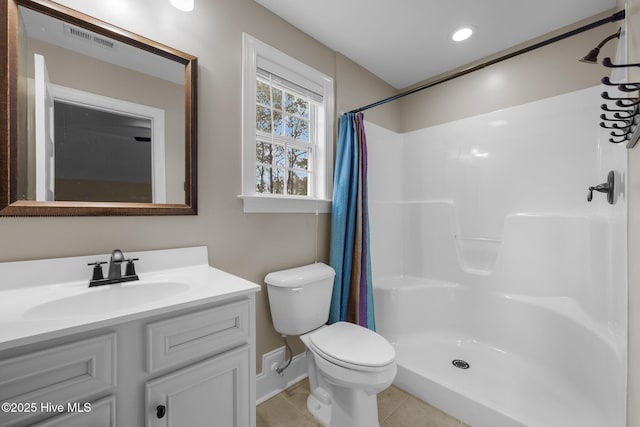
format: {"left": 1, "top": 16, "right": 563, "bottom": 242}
{"left": 256, "top": 346, "right": 307, "bottom": 405}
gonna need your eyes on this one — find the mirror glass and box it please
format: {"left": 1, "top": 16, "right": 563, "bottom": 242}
{"left": 2, "top": 0, "right": 197, "bottom": 215}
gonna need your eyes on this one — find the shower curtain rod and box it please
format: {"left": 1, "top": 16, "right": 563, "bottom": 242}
{"left": 349, "top": 10, "right": 625, "bottom": 114}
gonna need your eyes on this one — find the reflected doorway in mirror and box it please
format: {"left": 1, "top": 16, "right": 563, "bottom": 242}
{"left": 32, "top": 63, "right": 168, "bottom": 204}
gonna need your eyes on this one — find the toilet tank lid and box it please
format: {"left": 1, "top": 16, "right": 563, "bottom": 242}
{"left": 264, "top": 263, "right": 335, "bottom": 288}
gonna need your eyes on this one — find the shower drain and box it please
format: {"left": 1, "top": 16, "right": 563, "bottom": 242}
{"left": 452, "top": 359, "right": 470, "bottom": 369}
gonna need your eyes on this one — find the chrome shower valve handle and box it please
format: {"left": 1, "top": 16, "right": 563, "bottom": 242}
{"left": 587, "top": 171, "right": 615, "bottom": 204}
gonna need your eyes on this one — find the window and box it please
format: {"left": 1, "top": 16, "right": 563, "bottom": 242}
{"left": 241, "top": 34, "right": 334, "bottom": 213}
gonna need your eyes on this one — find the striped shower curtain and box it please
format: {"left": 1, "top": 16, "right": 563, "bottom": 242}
{"left": 329, "top": 112, "right": 375, "bottom": 331}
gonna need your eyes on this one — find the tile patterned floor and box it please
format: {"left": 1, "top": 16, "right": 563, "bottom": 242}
{"left": 256, "top": 378, "right": 470, "bottom": 427}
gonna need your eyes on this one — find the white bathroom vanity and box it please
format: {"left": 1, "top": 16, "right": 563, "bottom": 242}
{"left": 0, "top": 246, "right": 260, "bottom": 427}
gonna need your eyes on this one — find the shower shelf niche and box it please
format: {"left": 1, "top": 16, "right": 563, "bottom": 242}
{"left": 455, "top": 236, "right": 501, "bottom": 275}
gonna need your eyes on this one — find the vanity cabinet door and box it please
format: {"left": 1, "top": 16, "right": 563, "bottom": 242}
{"left": 145, "top": 345, "right": 250, "bottom": 427}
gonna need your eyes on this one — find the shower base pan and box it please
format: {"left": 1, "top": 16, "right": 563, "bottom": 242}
{"left": 393, "top": 334, "right": 608, "bottom": 427}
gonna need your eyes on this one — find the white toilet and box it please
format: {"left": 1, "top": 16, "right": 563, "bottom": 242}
{"left": 265, "top": 263, "right": 397, "bottom": 427}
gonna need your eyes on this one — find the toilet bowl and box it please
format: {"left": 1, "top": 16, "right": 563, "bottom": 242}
{"left": 301, "top": 322, "right": 397, "bottom": 427}
{"left": 264, "top": 263, "right": 397, "bottom": 427}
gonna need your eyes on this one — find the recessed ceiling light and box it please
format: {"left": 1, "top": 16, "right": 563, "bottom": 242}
{"left": 452, "top": 26, "right": 474, "bottom": 42}
{"left": 169, "top": 0, "right": 194, "bottom": 11}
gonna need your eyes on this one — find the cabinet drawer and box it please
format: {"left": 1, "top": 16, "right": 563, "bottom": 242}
{"left": 31, "top": 395, "right": 116, "bottom": 427}
{"left": 0, "top": 333, "right": 116, "bottom": 426}
{"left": 146, "top": 299, "right": 250, "bottom": 373}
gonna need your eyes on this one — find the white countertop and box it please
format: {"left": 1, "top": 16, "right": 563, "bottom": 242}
{"left": 0, "top": 247, "right": 260, "bottom": 351}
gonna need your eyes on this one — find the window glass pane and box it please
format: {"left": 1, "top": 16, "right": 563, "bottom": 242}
{"left": 255, "top": 166, "right": 284, "bottom": 194}
{"left": 256, "top": 141, "right": 272, "bottom": 165}
{"left": 272, "top": 168, "right": 285, "bottom": 194}
{"left": 287, "top": 147, "right": 309, "bottom": 170}
{"left": 285, "top": 93, "right": 309, "bottom": 118}
{"left": 257, "top": 142, "right": 286, "bottom": 167}
{"left": 273, "top": 110, "right": 283, "bottom": 135}
{"left": 256, "top": 165, "right": 270, "bottom": 193}
{"left": 256, "top": 107, "right": 272, "bottom": 133}
{"left": 287, "top": 170, "right": 308, "bottom": 196}
{"left": 272, "top": 87, "right": 282, "bottom": 110}
{"left": 285, "top": 116, "right": 309, "bottom": 142}
{"left": 256, "top": 81, "right": 271, "bottom": 107}
{"left": 273, "top": 144, "right": 286, "bottom": 168}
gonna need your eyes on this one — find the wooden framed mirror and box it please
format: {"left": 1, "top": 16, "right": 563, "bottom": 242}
{"left": 1, "top": 0, "right": 197, "bottom": 216}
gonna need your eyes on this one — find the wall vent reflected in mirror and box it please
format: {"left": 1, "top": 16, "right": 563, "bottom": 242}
{"left": 63, "top": 23, "right": 115, "bottom": 50}
{"left": 1, "top": 0, "right": 197, "bottom": 216}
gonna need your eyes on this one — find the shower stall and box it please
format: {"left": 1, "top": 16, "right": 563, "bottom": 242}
{"left": 367, "top": 85, "right": 627, "bottom": 426}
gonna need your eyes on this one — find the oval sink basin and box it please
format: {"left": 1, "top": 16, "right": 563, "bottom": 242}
{"left": 23, "top": 281, "right": 190, "bottom": 319}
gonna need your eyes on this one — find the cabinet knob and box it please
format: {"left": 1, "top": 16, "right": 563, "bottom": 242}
{"left": 156, "top": 405, "right": 166, "bottom": 419}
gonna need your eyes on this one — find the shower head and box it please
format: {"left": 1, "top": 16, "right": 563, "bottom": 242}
{"left": 579, "top": 27, "right": 621, "bottom": 64}
{"left": 580, "top": 48, "right": 601, "bottom": 64}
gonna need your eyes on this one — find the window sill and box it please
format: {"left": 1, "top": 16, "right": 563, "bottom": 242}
{"left": 238, "top": 195, "right": 331, "bottom": 214}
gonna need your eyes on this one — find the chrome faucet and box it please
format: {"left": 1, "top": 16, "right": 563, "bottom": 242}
{"left": 88, "top": 249, "right": 139, "bottom": 287}
{"left": 108, "top": 249, "right": 125, "bottom": 279}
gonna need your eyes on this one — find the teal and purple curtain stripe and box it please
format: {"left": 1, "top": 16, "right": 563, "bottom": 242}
{"left": 329, "top": 112, "right": 375, "bottom": 331}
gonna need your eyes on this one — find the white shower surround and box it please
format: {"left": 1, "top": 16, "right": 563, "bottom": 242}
{"left": 367, "top": 86, "right": 627, "bottom": 427}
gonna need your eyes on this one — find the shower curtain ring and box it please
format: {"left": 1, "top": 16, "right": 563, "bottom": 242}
{"left": 601, "top": 91, "right": 638, "bottom": 102}
{"left": 601, "top": 104, "right": 636, "bottom": 119}
{"left": 602, "top": 77, "right": 640, "bottom": 92}
{"left": 607, "top": 128, "right": 632, "bottom": 138}
{"left": 600, "top": 121, "right": 633, "bottom": 130}
{"left": 614, "top": 110, "right": 636, "bottom": 119}
{"left": 618, "top": 83, "right": 640, "bottom": 92}
{"left": 601, "top": 103, "right": 633, "bottom": 113}
{"left": 615, "top": 98, "right": 640, "bottom": 107}
{"left": 602, "top": 57, "right": 640, "bottom": 68}
{"left": 601, "top": 76, "right": 620, "bottom": 86}
{"left": 600, "top": 113, "right": 630, "bottom": 123}
{"left": 609, "top": 134, "right": 628, "bottom": 143}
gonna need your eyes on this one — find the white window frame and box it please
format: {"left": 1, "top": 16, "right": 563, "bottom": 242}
{"left": 240, "top": 33, "right": 334, "bottom": 213}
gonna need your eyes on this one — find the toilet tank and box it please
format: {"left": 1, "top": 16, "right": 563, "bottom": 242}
{"left": 265, "top": 263, "right": 336, "bottom": 336}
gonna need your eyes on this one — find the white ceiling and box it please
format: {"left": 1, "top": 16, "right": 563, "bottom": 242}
{"left": 255, "top": 0, "right": 617, "bottom": 89}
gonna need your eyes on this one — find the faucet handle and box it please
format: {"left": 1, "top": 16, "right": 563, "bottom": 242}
{"left": 88, "top": 261, "right": 108, "bottom": 281}
{"left": 125, "top": 258, "right": 139, "bottom": 276}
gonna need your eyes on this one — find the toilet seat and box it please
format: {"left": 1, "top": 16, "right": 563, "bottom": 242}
{"left": 307, "top": 322, "right": 395, "bottom": 371}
